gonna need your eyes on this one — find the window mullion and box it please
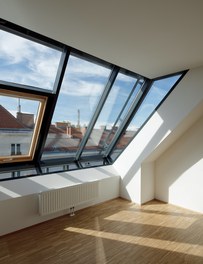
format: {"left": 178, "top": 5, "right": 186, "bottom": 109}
{"left": 34, "top": 47, "right": 71, "bottom": 162}
{"left": 99, "top": 78, "right": 142, "bottom": 153}
{"left": 104, "top": 79, "right": 153, "bottom": 157}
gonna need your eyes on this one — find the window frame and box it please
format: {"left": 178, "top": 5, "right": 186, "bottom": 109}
{"left": 0, "top": 18, "right": 188, "bottom": 181}
{"left": 0, "top": 89, "right": 47, "bottom": 163}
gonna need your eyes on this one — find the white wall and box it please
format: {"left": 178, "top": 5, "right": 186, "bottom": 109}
{"left": 0, "top": 166, "right": 120, "bottom": 236}
{"left": 155, "top": 114, "right": 203, "bottom": 213}
{"left": 141, "top": 162, "right": 155, "bottom": 203}
{"left": 114, "top": 65, "right": 203, "bottom": 205}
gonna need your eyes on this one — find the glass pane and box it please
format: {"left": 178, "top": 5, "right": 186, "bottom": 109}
{"left": 0, "top": 92, "right": 41, "bottom": 159}
{"left": 81, "top": 73, "right": 144, "bottom": 156}
{"left": 0, "top": 29, "right": 62, "bottom": 90}
{"left": 110, "top": 74, "right": 182, "bottom": 161}
{"left": 42, "top": 54, "right": 111, "bottom": 160}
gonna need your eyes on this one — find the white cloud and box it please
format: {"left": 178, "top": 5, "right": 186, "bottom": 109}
{"left": 0, "top": 30, "right": 146, "bottom": 128}
{"left": 61, "top": 79, "right": 105, "bottom": 97}
{"left": 57, "top": 55, "right": 112, "bottom": 97}
{"left": 67, "top": 55, "right": 111, "bottom": 78}
{"left": 116, "top": 72, "right": 138, "bottom": 83}
{"left": 150, "top": 84, "right": 166, "bottom": 99}
{"left": 0, "top": 30, "right": 61, "bottom": 89}
{"left": 127, "top": 124, "right": 139, "bottom": 131}
{"left": 0, "top": 31, "right": 31, "bottom": 64}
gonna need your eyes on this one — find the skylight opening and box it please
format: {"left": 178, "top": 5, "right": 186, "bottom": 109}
{"left": 0, "top": 89, "right": 47, "bottom": 163}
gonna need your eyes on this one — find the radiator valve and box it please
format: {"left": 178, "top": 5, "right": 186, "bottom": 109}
{"left": 70, "top": 206, "right": 75, "bottom": 216}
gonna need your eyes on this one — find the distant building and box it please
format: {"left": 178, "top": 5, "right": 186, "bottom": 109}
{"left": 0, "top": 104, "right": 133, "bottom": 158}
{"left": 0, "top": 105, "right": 33, "bottom": 156}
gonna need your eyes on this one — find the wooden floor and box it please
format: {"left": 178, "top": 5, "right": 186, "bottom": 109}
{"left": 1, "top": 198, "right": 203, "bottom": 264}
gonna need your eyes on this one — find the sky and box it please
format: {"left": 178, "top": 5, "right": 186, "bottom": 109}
{"left": 0, "top": 29, "right": 181, "bottom": 131}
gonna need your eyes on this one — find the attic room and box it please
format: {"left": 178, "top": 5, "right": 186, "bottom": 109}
{"left": 0, "top": 1, "right": 203, "bottom": 263}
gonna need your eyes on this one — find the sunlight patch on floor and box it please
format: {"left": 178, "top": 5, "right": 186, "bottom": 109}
{"left": 64, "top": 227, "right": 203, "bottom": 258}
{"left": 104, "top": 210, "right": 197, "bottom": 229}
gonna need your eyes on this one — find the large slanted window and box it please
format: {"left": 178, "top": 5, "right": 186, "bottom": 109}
{"left": 0, "top": 18, "right": 187, "bottom": 180}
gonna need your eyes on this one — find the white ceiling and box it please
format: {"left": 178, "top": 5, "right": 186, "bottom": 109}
{"left": 1, "top": 0, "right": 203, "bottom": 78}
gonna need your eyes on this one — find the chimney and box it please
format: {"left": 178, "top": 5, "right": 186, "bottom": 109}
{"left": 16, "top": 112, "right": 35, "bottom": 128}
{"left": 16, "top": 98, "right": 35, "bottom": 128}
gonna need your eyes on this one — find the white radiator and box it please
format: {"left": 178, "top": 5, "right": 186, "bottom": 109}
{"left": 38, "top": 181, "right": 99, "bottom": 216}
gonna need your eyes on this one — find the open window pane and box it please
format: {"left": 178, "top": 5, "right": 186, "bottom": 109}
{"left": 0, "top": 90, "right": 46, "bottom": 163}
{"left": 0, "top": 29, "right": 62, "bottom": 90}
{"left": 81, "top": 73, "right": 144, "bottom": 157}
{"left": 110, "top": 74, "right": 182, "bottom": 161}
{"left": 42, "top": 54, "right": 112, "bottom": 160}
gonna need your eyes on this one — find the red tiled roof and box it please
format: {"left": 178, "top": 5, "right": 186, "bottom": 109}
{"left": 0, "top": 105, "right": 26, "bottom": 129}
{"left": 48, "top": 124, "right": 65, "bottom": 134}
{"left": 70, "top": 127, "right": 83, "bottom": 139}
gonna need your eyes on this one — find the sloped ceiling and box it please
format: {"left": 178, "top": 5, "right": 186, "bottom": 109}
{"left": 0, "top": 0, "right": 203, "bottom": 78}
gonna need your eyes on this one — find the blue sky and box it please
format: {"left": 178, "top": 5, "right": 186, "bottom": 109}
{"left": 0, "top": 30, "right": 61, "bottom": 90}
{"left": 0, "top": 29, "right": 180, "bottom": 131}
{"left": 131, "top": 75, "right": 180, "bottom": 128}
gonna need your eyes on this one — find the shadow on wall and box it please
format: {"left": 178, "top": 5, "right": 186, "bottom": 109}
{"left": 0, "top": 166, "right": 118, "bottom": 201}
{"left": 0, "top": 178, "right": 50, "bottom": 200}
{"left": 0, "top": 173, "right": 83, "bottom": 201}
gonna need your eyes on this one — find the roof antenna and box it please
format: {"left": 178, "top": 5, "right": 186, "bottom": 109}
{"left": 18, "top": 98, "right": 21, "bottom": 113}
{"left": 77, "top": 109, "right": 80, "bottom": 128}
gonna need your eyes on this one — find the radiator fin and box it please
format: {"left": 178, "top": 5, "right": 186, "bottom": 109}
{"left": 39, "top": 181, "right": 99, "bottom": 216}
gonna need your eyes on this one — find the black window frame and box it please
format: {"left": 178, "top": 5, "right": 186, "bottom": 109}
{"left": 0, "top": 18, "right": 188, "bottom": 181}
